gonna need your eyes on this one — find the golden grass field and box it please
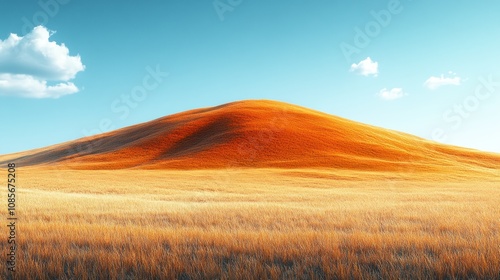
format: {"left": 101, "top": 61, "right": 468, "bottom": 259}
{"left": 2, "top": 168, "right": 499, "bottom": 279}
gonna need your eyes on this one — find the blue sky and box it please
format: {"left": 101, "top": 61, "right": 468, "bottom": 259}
{"left": 1, "top": 0, "right": 500, "bottom": 154}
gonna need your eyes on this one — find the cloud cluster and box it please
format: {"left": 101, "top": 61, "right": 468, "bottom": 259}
{"left": 0, "top": 26, "right": 84, "bottom": 98}
{"left": 350, "top": 57, "right": 378, "bottom": 77}
{"left": 348, "top": 57, "right": 464, "bottom": 101}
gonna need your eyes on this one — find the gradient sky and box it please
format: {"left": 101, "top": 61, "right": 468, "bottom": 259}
{"left": 1, "top": 0, "right": 500, "bottom": 154}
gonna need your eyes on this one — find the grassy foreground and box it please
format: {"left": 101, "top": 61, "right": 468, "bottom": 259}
{"left": 1, "top": 168, "right": 500, "bottom": 279}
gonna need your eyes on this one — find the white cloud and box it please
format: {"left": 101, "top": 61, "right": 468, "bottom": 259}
{"left": 0, "top": 26, "right": 84, "bottom": 98}
{"left": 424, "top": 73, "right": 461, "bottom": 90}
{"left": 350, "top": 57, "right": 378, "bottom": 77}
{"left": 377, "top": 88, "right": 406, "bottom": 100}
{"left": 0, "top": 74, "right": 79, "bottom": 98}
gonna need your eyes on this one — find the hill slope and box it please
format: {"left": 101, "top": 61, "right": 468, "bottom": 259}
{"left": 1, "top": 100, "right": 499, "bottom": 175}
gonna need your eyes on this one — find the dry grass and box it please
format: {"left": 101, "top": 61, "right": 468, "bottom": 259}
{"left": 1, "top": 168, "right": 499, "bottom": 279}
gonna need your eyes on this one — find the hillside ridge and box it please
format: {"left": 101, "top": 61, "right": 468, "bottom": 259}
{"left": 1, "top": 100, "right": 499, "bottom": 176}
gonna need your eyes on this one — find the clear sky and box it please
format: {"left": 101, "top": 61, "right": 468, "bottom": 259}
{"left": 1, "top": 0, "right": 500, "bottom": 155}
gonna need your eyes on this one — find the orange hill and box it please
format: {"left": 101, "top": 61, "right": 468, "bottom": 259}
{"left": 1, "top": 100, "right": 499, "bottom": 175}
